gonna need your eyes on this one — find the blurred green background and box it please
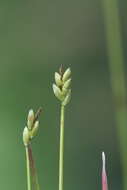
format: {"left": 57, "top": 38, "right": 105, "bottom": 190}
{"left": 0, "top": 0, "right": 126, "bottom": 190}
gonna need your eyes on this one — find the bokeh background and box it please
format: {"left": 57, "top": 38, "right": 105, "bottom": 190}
{"left": 0, "top": 0, "right": 126, "bottom": 190}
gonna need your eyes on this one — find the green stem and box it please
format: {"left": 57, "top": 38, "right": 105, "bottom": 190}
{"left": 26, "top": 146, "right": 31, "bottom": 190}
{"left": 59, "top": 105, "right": 65, "bottom": 190}
{"left": 102, "top": 0, "right": 127, "bottom": 189}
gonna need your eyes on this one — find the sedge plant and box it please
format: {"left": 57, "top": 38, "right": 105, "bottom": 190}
{"left": 22, "top": 66, "right": 109, "bottom": 190}
{"left": 23, "top": 107, "right": 42, "bottom": 190}
{"left": 53, "top": 65, "right": 71, "bottom": 190}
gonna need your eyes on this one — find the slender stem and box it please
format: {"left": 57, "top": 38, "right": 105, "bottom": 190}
{"left": 59, "top": 104, "right": 65, "bottom": 190}
{"left": 102, "top": 0, "right": 127, "bottom": 189}
{"left": 28, "top": 146, "right": 40, "bottom": 190}
{"left": 25, "top": 146, "right": 31, "bottom": 190}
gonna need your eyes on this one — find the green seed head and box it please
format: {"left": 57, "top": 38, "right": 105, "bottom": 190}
{"left": 61, "top": 87, "right": 68, "bottom": 96}
{"left": 53, "top": 66, "right": 72, "bottom": 106}
{"left": 27, "top": 109, "right": 34, "bottom": 130}
{"left": 30, "top": 121, "right": 39, "bottom": 139}
{"left": 62, "top": 89, "right": 71, "bottom": 106}
{"left": 62, "top": 78, "right": 71, "bottom": 90}
{"left": 53, "top": 84, "right": 64, "bottom": 101}
{"left": 23, "top": 126, "right": 30, "bottom": 146}
{"left": 23, "top": 108, "right": 41, "bottom": 146}
{"left": 28, "top": 109, "right": 34, "bottom": 122}
{"left": 55, "top": 72, "right": 63, "bottom": 86}
{"left": 62, "top": 68, "right": 71, "bottom": 82}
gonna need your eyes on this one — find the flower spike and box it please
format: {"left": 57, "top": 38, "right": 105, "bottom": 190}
{"left": 23, "top": 107, "right": 42, "bottom": 146}
{"left": 53, "top": 66, "right": 72, "bottom": 190}
{"left": 53, "top": 66, "right": 71, "bottom": 106}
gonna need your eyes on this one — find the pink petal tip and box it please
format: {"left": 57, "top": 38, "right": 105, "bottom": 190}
{"left": 102, "top": 152, "right": 108, "bottom": 190}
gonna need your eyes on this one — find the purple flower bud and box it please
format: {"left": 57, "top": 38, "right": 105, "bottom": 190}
{"left": 102, "top": 152, "right": 108, "bottom": 190}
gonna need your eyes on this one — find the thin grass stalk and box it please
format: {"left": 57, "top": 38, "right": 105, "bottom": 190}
{"left": 102, "top": 0, "right": 127, "bottom": 189}
{"left": 59, "top": 105, "right": 65, "bottom": 190}
{"left": 28, "top": 146, "right": 40, "bottom": 190}
{"left": 52, "top": 66, "right": 71, "bottom": 190}
{"left": 26, "top": 146, "right": 32, "bottom": 190}
{"left": 23, "top": 108, "right": 41, "bottom": 190}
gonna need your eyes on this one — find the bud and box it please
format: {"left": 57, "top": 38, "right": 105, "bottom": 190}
{"left": 30, "top": 121, "right": 39, "bottom": 139}
{"left": 27, "top": 109, "right": 34, "bottom": 130}
{"left": 62, "top": 68, "right": 71, "bottom": 82}
{"left": 62, "top": 89, "right": 71, "bottom": 106}
{"left": 52, "top": 84, "right": 64, "bottom": 101}
{"left": 102, "top": 152, "right": 108, "bottom": 190}
{"left": 55, "top": 72, "right": 62, "bottom": 86}
{"left": 63, "top": 79, "right": 71, "bottom": 89}
{"left": 23, "top": 127, "right": 30, "bottom": 146}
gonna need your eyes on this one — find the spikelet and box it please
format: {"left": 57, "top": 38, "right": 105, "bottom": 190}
{"left": 23, "top": 108, "right": 42, "bottom": 146}
{"left": 53, "top": 66, "right": 72, "bottom": 106}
